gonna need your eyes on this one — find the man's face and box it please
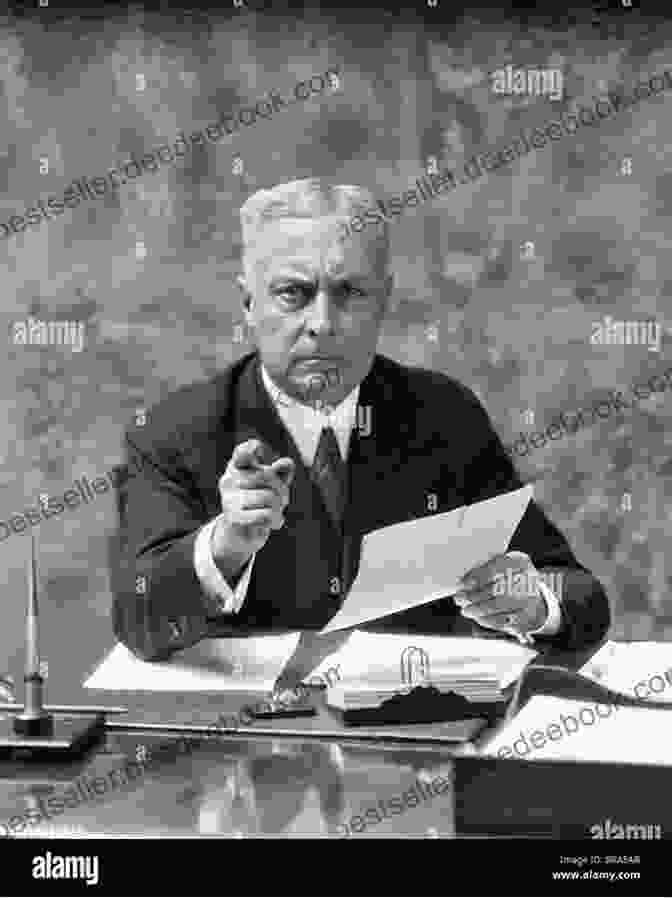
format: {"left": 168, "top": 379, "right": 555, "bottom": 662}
{"left": 239, "top": 215, "right": 392, "bottom": 407}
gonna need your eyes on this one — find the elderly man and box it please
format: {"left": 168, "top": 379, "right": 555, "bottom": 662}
{"left": 111, "top": 178, "right": 610, "bottom": 661}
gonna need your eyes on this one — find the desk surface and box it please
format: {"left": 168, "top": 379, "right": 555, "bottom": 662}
{"left": 0, "top": 645, "right": 604, "bottom": 839}
{"left": 0, "top": 725, "right": 461, "bottom": 838}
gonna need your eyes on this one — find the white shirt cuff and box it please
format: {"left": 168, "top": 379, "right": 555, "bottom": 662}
{"left": 193, "top": 518, "right": 255, "bottom": 615}
{"left": 526, "top": 579, "right": 563, "bottom": 636}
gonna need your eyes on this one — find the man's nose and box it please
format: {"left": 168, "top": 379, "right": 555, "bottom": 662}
{"left": 304, "top": 291, "right": 337, "bottom": 336}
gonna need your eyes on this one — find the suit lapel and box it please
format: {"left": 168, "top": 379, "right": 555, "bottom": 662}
{"left": 229, "top": 352, "right": 418, "bottom": 597}
{"left": 232, "top": 353, "right": 338, "bottom": 543}
{"left": 340, "top": 356, "right": 416, "bottom": 590}
{"left": 346, "top": 355, "right": 415, "bottom": 532}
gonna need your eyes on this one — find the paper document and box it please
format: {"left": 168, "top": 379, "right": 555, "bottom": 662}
{"left": 482, "top": 695, "right": 672, "bottom": 766}
{"left": 85, "top": 630, "right": 536, "bottom": 695}
{"left": 320, "top": 485, "right": 534, "bottom": 633}
{"left": 580, "top": 640, "right": 672, "bottom": 701}
{"left": 312, "top": 632, "right": 537, "bottom": 705}
{"left": 84, "top": 634, "right": 301, "bottom": 692}
{"left": 311, "top": 631, "right": 536, "bottom": 683}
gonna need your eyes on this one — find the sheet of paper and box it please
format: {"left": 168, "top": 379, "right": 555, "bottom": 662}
{"left": 580, "top": 640, "right": 672, "bottom": 701}
{"left": 84, "top": 633, "right": 301, "bottom": 691}
{"left": 320, "top": 485, "right": 534, "bottom": 633}
{"left": 85, "top": 631, "right": 536, "bottom": 695}
{"left": 481, "top": 695, "right": 672, "bottom": 766}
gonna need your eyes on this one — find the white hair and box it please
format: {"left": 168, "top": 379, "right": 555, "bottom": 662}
{"left": 239, "top": 177, "right": 389, "bottom": 274}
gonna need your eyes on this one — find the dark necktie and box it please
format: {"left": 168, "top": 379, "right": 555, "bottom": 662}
{"left": 311, "top": 426, "right": 347, "bottom": 531}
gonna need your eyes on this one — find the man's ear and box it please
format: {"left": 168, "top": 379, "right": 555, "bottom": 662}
{"left": 236, "top": 274, "right": 254, "bottom": 319}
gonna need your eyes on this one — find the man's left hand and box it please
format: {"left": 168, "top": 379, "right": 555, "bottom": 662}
{"left": 453, "top": 551, "right": 548, "bottom": 637}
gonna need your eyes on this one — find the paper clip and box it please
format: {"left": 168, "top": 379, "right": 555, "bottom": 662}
{"left": 400, "top": 646, "right": 431, "bottom": 688}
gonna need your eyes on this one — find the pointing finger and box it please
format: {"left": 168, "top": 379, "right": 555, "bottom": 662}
{"left": 232, "top": 439, "right": 281, "bottom": 471}
{"left": 269, "top": 457, "right": 295, "bottom": 486}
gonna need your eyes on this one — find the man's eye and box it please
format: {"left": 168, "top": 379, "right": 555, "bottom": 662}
{"left": 343, "top": 284, "right": 367, "bottom": 297}
{"left": 277, "top": 286, "right": 309, "bottom": 301}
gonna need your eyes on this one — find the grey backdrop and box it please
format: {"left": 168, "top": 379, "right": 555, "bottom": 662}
{"left": 1, "top": 4, "right": 671, "bottom": 691}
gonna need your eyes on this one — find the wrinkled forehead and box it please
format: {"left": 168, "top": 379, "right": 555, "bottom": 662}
{"left": 245, "top": 215, "right": 388, "bottom": 281}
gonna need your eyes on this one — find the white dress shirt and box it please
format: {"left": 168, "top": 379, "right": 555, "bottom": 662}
{"left": 193, "top": 365, "right": 359, "bottom": 615}
{"left": 193, "top": 364, "right": 562, "bottom": 635}
{"left": 530, "top": 580, "right": 562, "bottom": 636}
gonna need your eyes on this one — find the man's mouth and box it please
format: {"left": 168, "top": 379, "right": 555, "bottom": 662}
{"left": 294, "top": 358, "right": 343, "bottom": 374}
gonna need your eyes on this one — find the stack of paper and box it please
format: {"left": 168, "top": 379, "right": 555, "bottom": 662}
{"left": 326, "top": 678, "right": 509, "bottom": 711}
{"left": 318, "top": 632, "right": 537, "bottom": 709}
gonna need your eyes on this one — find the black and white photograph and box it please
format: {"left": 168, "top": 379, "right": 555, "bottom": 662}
{"left": 0, "top": 0, "right": 669, "bottom": 890}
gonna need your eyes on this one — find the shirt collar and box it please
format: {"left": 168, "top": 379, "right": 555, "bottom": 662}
{"left": 260, "top": 363, "right": 360, "bottom": 426}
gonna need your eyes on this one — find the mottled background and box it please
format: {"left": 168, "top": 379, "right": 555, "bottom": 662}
{"left": 1, "top": 0, "right": 671, "bottom": 691}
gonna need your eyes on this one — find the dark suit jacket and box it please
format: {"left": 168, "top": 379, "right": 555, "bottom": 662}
{"left": 111, "top": 351, "right": 610, "bottom": 660}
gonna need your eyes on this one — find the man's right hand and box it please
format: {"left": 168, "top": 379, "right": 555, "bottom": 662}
{"left": 210, "top": 439, "right": 295, "bottom": 581}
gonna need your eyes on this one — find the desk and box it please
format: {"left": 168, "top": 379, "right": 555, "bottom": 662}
{"left": 0, "top": 645, "right": 600, "bottom": 839}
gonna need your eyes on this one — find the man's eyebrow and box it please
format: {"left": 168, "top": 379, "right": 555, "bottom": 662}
{"left": 268, "top": 269, "right": 316, "bottom": 283}
{"left": 323, "top": 269, "right": 378, "bottom": 282}
{"left": 267, "top": 270, "right": 377, "bottom": 285}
